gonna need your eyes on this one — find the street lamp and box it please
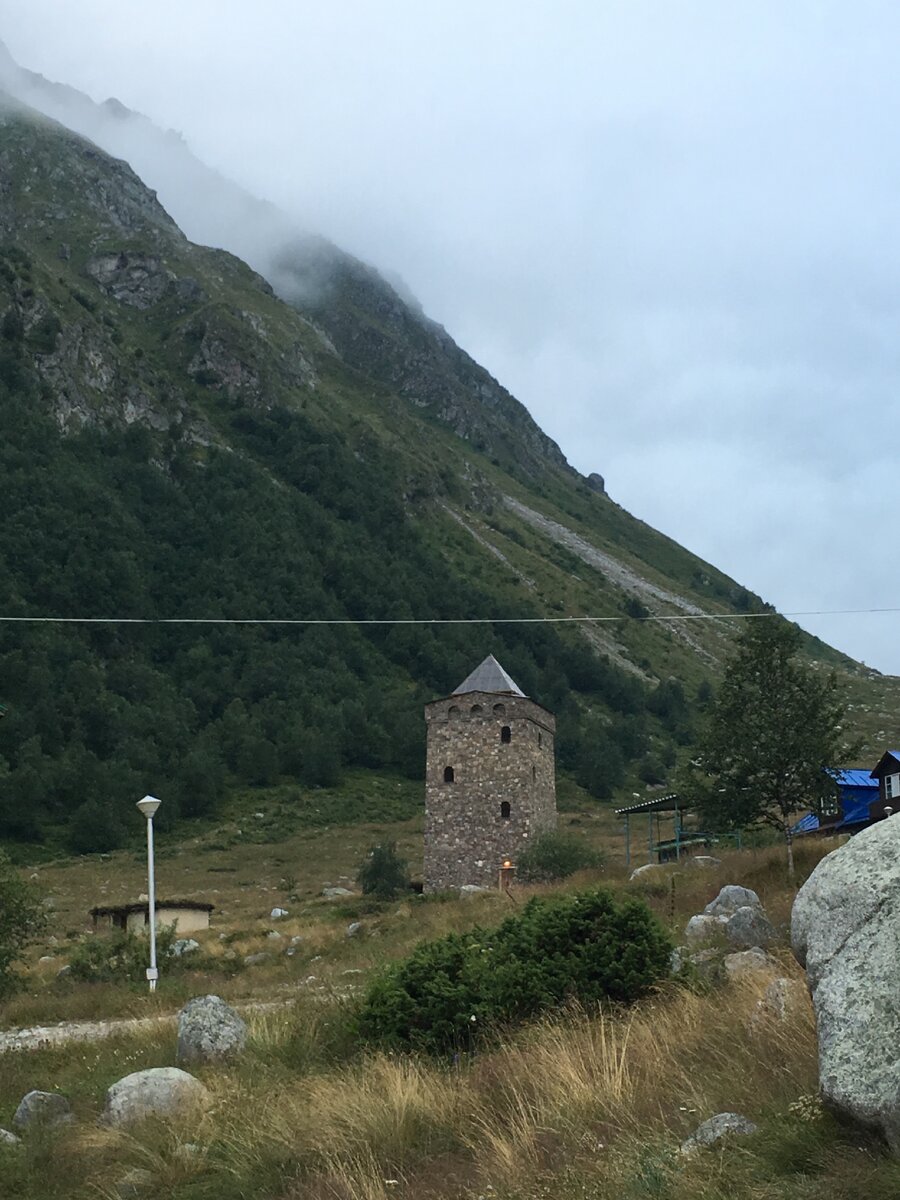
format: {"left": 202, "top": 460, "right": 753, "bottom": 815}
{"left": 136, "top": 795, "right": 161, "bottom": 992}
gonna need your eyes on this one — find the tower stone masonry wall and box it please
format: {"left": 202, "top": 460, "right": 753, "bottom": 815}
{"left": 423, "top": 690, "right": 557, "bottom": 891}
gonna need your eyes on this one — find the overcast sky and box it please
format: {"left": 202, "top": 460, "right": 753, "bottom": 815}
{"left": 4, "top": 1, "right": 900, "bottom": 671}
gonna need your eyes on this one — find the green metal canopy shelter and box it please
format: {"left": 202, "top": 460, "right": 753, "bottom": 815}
{"left": 615, "top": 793, "right": 733, "bottom": 869}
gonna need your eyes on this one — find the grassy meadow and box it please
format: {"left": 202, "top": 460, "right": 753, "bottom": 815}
{"left": 2, "top": 791, "right": 899, "bottom": 1199}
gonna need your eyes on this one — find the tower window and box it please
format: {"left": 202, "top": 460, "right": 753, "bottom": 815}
{"left": 500, "top": 801, "right": 511, "bottom": 820}
{"left": 500, "top": 726, "right": 511, "bottom": 744}
{"left": 470, "top": 704, "right": 483, "bottom": 715}
{"left": 532, "top": 765, "right": 537, "bottom": 782}
{"left": 538, "top": 731, "right": 543, "bottom": 747}
{"left": 444, "top": 766, "right": 455, "bottom": 783}
{"left": 448, "top": 705, "right": 459, "bottom": 716}
{"left": 493, "top": 702, "right": 506, "bottom": 716}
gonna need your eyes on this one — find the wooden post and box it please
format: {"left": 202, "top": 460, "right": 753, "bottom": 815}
{"left": 499, "top": 861, "right": 516, "bottom": 892}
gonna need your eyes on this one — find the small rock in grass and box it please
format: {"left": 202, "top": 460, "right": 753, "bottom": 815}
{"left": 266, "top": 931, "right": 282, "bottom": 941}
{"left": 103, "top": 1068, "right": 209, "bottom": 1128}
{"left": 170, "top": 938, "right": 200, "bottom": 958}
{"left": 629, "top": 863, "right": 663, "bottom": 881}
{"left": 177, "top": 995, "right": 247, "bottom": 1065}
{"left": 243, "top": 952, "right": 270, "bottom": 966}
{"left": 704, "top": 885, "right": 762, "bottom": 917}
{"left": 322, "top": 887, "right": 353, "bottom": 898}
{"left": 680, "top": 1112, "right": 759, "bottom": 1154}
{"left": 723, "top": 948, "right": 779, "bottom": 980}
{"left": 13, "top": 1091, "right": 72, "bottom": 1132}
{"left": 689, "top": 856, "right": 721, "bottom": 869}
{"left": 270, "top": 907, "right": 288, "bottom": 919}
{"left": 346, "top": 922, "right": 362, "bottom": 938}
{"left": 0, "top": 1128, "right": 21, "bottom": 1146}
{"left": 115, "top": 1167, "right": 156, "bottom": 1198}
{"left": 690, "top": 948, "right": 724, "bottom": 983}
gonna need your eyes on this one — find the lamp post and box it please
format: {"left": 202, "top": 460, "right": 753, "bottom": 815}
{"left": 136, "top": 795, "right": 161, "bottom": 992}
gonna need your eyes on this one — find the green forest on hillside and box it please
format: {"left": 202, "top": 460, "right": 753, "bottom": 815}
{"left": 0, "top": 263, "right": 698, "bottom": 853}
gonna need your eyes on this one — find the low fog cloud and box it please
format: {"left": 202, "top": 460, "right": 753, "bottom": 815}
{"left": 4, "top": 0, "right": 900, "bottom": 670}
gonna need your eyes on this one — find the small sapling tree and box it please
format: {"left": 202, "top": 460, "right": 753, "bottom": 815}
{"left": 0, "top": 850, "right": 47, "bottom": 996}
{"left": 356, "top": 840, "right": 410, "bottom": 899}
{"left": 679, "top": 620, "right": 859, "bottom": 879}
{"left": 516, "top": 830, "right": 603, "bottom": 883}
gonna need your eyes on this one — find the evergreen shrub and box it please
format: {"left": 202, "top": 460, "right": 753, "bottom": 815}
{"left": 356, "top": 888, "right": 671, "bottom": 1054}
{"left": 516, "top": 830, "right": 603, "bottom": 882}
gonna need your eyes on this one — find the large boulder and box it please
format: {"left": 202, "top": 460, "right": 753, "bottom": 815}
{"left": 103, "top": 1068, "right": 209, "bottom": 1127}
{"left": 13, "top": 1091, "right": 72, "bottom": 1132}
{"left": 750, "top": 976, "right": 807, "bottom": 1031}
{"left": 724, "top": 905, "right": 775, "bottom": 949}
{"left": 792, "top": 816, "right": 900, "bottom": 1151}
{"left": 176, "top": 994, "right": 247, "bottom": 1065}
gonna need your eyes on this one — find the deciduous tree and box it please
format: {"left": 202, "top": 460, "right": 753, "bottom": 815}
{"left": 679, "top": 621, "right": 858, "bottom": 878}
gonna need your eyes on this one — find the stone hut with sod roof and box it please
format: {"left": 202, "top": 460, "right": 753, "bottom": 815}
{"left": 423, "top": 655, "right": 557, "bottom": 891}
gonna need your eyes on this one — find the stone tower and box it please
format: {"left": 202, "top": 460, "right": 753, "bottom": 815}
{"left": 423, "top": 655, "right": 557, "bottom": 892}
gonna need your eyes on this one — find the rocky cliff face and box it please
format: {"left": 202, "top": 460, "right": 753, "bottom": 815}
{"left": 0, "top": 43, "right": 568, "bottom": 483}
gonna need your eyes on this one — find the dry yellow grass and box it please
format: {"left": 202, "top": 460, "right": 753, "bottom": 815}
{"left": 7, "top": 827, "right": 897, "bottom": 1200}
{"left": 34, "top": 966, "right": 819, "bottom": 1200}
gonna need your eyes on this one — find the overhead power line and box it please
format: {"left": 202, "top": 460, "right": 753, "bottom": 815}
{"left": 0, "top": 607, "right": 898, "bottom": 627}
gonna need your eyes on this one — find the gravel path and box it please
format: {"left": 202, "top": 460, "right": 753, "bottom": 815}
{"left": 0, "top": 1014, "right": 174, "bottom": 1054}
{"left": 0, "top": 1001, "right": 286, "bottom": 1054}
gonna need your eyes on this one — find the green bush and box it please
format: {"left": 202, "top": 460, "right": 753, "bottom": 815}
{"left": 0, "top": 850, "right": 47, "bottom": 996}
{"left": 356, "top": 840, "right": 409, "bottom": 899}
{"left": 356, "top": 888, "right": 671, "bottom": 1054}
{"left": 68, "top": 923, "right": 187, "bottom": 983}
{"left": 516, "top": 830, "right": 603, "bottom": 883}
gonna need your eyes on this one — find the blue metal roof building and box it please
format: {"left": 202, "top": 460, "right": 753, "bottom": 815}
{"left": 794, "top": 768, "right": 880, "bottom": 835}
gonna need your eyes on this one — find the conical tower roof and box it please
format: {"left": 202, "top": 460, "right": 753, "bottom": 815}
{"left": 452, "top": 654, "right": 526, "bottom": 697}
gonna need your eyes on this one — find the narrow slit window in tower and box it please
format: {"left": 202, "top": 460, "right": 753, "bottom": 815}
{"left": 501, "top": 726, "right": 511, "bottom": 743}
{"left": 532, "top": 765, "right": 537, "bottom": 782}
{"left": 444, "top": 766, "right": 455, "bottom": 783}
{"left": 500, "top": 801, "right": 511, "bottom": 820}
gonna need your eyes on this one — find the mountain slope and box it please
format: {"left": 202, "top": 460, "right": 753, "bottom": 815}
{"left": 0, "top": 40, "right": 566, "bottom": 482}
{"left": 0, "top": 92, "right": 889, "bottom": 854}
